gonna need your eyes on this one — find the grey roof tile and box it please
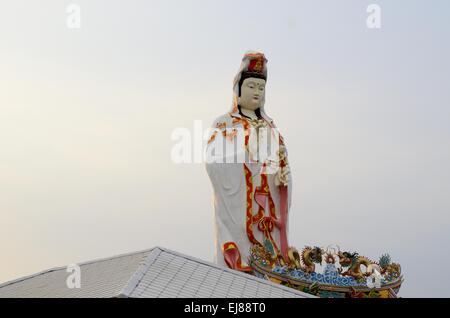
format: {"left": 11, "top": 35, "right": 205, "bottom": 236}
{"left": 0, "top": 246, "right": 315, "bottom": 298}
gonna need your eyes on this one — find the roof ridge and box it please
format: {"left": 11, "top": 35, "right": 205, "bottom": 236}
{"left": 118, "top": 247, "right": 163, "bottom": 297}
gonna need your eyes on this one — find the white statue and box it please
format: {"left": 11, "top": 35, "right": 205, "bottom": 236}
{"left": 206, "top": 51, "right": 292, "bottom": 272}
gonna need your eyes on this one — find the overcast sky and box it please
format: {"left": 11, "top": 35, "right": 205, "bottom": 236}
{"left": 1, "top": 0, "right": 449, "bottom": 297}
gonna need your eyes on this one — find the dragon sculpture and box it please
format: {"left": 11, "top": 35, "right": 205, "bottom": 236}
{"left": 378, "top": 253, "right": 402, "bottom": 280}
{"left": 337, "top": 250, "right": 380, "bottom": 281}
{"left": 288, "top": 246, "right": 323, "bottom": 273}
{"left": 336, "top": 250, "right": 402, "bottom": 282}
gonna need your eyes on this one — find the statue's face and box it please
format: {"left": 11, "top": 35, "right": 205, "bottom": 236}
{"left": 239, "top": 77, "right": 266, "bottom": 111}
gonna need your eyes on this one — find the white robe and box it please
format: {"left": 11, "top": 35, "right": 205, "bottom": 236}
{"left": 205, "top": 111, "right": 292, "bottom": 269}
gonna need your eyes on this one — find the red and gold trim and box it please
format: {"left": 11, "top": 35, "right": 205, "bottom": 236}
{"left": 242, "top": 118, "right": 250, "bottom": 147}
{"left": 248, "top": 55, "right": 265, "bottom": 73}
{"left": 222, "top": 242, "right": 253, "bottom": 273}
{"left": 207, "top": 131, "right": 218, "bottom": 145}
{"left": 244, "top": 164, "right": 261, "bottom": 247}
{"left": 244, "top": 163, "right": 281, "bottom": 257}
{"left": 254, "top": 171, "right": 280, "bottom": 256}
{"left": 216, "top": 122, "right": 226, "bottom": 130}
{"left": 222, "top": 128, "right": 238, "bottom": 141}
{"left": 232, "top": 117, "right": 242, "bottom": 126}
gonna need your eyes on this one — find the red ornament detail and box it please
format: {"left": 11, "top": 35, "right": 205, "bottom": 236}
{"left": 222, "top": 242, "right": 253, "bottom": 273}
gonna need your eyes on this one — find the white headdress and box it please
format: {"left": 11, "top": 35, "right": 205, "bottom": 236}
{"left": 230, "top": 51, "right": 273, "bottom": 124}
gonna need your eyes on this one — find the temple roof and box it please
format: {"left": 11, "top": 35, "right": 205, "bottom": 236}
{"left": 0, "top": 246, "right": 314, "bottom": 298}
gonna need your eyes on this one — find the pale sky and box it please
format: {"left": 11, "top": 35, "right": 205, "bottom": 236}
{"left": 1, "top": 0, "right": 449, "bottom": 297}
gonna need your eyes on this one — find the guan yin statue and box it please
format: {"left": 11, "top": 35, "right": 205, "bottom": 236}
{"left": 205, "top": 51, "right": 403, "bottom": 298}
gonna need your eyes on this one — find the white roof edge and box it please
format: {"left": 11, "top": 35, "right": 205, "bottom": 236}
{"left": 0, "top": 247, "right": 158, "bottom": 290}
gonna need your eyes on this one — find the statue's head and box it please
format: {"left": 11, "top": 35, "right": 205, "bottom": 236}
{"left": 238, "top": 76, "right": 266, "bottom": 111}
{"left": 235, "top": 52, "right": 267, "bottom": 112}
